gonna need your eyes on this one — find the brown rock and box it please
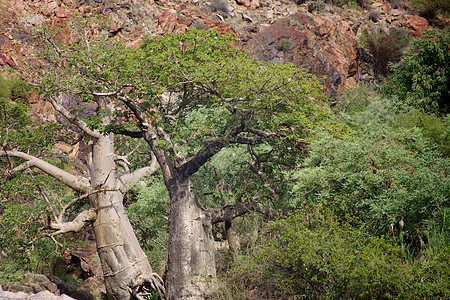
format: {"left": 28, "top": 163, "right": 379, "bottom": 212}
{"left": 157, "top": 10, "right": 181, "bottom": 34}
{"left": 54, "top": 7, "right": 69, "bottom": 18}
{"left": 403, "top": 15, "right": 428, "bottom": 36}
{"left": 236, "top": 0, "right": 260, "bottom": 9}
{"left": 245, "top": 13, "right": 358, "bottom": 92}
{"left": 40, "top": 1, "right": 58, "bottom": 17}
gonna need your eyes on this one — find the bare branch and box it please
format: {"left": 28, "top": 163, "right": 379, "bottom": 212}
{"left": 48, "top": 208, "right": 97, "bottom": 236}
{"left": 117, "top": 152, "right": 159, "bottom": 192}
{"left": 0, "top": 150, "right": 90, "bottom": 193}
{"left": 50, "top": 94, "right": 102, "bottom": 139}
{"left": 206, "top": 193, "right": 280, "bottom": 224}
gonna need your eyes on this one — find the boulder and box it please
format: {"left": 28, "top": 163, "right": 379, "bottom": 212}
{"left": 245, "top": 12, "right": 358, "bottom": 92}
{"left": 403, "top": 15, "right": 428, "bottom": 36}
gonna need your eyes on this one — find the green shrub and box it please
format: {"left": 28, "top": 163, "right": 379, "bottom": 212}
{"left": 0, "top": 74, "right": 31, "bottom": 100}
{"left": 253, "top": 207, "right": 416, "bottom": 299}
{"left": 411, "top": 0, "right": 450, "bottom": 18}
{"left": 241, "top": 206, "right": 450, "bottom": 299}
{"left": 364, "top": 27, "right": 409, "bottom": 76}
{"left": 0, "top": 74, "right": 12, "bottom": 99}
{"left": 385, "top": 28, "right": 450, "bottom": 115}
{"left": 396, "top": 110, "right": 450, "bottom": 155}
{"left": 290, "top": 98, "right": 450, "bottom": 250}
{"left": 275, "top": 38, "right": 293, "bottom": 52}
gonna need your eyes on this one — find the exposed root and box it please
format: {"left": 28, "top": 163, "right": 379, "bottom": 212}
{"left": 130, "top": 273, "right": 166, "bottom": 299}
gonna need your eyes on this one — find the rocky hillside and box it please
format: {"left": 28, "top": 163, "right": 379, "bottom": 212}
{"left": 1, "top": 0, "right": 447, "bottom": 94}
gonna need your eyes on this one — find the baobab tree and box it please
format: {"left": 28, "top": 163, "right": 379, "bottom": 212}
{"left": 3, "top": 22, "right": 328, "bottom": 299}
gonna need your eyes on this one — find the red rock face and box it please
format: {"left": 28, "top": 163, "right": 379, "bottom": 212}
{"left": 245, "top": 13, "right": 358, "bottom": 93}
{"left": 403, "top": 15, "right": 429, "bottom": 37}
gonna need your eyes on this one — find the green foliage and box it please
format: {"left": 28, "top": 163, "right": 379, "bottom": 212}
{"left": 0, "top": 73, "right": 31, "bottom": 100}
{"left": 0, "top": 91, "right": 79, "bottom": 280}
{"left": 396, "top": 110, "right": 450, "bottom": 155}
{"left": 290, "top": 98, "right": 450, "bottom": 249}
{"left": 331, "top": 85, "right": 373, "bottom": 113}
{"left": 0, "top": 97, "right": 61, "bottom": 154}
{"left": 249, "top": 206, "right": 449, "bottom": 299}
{"left": 363, "top": 27, "right": 409, "bottom": 76}
{"left": 411, "top": 0, "right": 450, "bottom": 18}
{"left": 384, "top": 28, "right": 450, "bottom": 115}
{"left": 126, "top": 178, "right": 169, "bottom": 267}
{"left": 275, "top": 38, "right": 293, "bottom": 51}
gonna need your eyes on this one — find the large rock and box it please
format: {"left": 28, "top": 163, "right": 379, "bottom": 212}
{"left": 245, "top": 13, "right": 358, "bottom": 92}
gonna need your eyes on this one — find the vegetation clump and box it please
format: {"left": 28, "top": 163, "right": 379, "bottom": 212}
{"left": 385, "top": 28, "right": 450, "bottom": 115}
{"left": 364, "top": 28, "right": 409, "bottom": 76}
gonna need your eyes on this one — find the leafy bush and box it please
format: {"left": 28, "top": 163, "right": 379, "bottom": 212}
{"left": 254, "top": 207, "right": 419, "bottom": 299}
{"left": 385, "top": 28, "right": 450, "bottom": 115}
{"left": 220, "top": 206, "right": 449, "bottom": 299}
{"left": 411, "top": 0, "right": 450, "bottom": 18}
{"left": 275, "top": 38, "right": 293, "bottom": 52}
{"left": 0, "top": 73, "right": 31, "bottom": 100}
{"left": 290, "top": 99, "right": 450, "bottom": 250}
{"left": 364, "top": 27, "right": 409, "bottom": 76}
{"left": 396, "top": 110, "right": 450, "bottom": 155}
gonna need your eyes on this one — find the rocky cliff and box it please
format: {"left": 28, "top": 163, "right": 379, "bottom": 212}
{"left": 2, "top": 0, "right": 446, "bottom": 94}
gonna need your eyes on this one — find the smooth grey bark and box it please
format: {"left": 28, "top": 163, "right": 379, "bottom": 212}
{"left": 165, "top": 176, "right": 216, "bottom": 299}
{"left": 89, "top": 135, "right": 160, "bottom": 300}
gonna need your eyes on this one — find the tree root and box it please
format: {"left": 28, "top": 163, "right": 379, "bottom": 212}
{"left": 130, "top": 272, "right": 166, "bottom": 299}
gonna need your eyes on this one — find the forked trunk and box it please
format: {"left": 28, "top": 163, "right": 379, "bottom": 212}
{"left": 89, "top": 135, "right": 155, "bottom": 299}
{"left": 166, "top": 176, "right": 217, "bottom": 300}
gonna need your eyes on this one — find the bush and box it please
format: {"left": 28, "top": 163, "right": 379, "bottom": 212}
{"left": 290, "top": 98, "right": 450, "bottom": 251}
{"left": 364, "top": 27, "right": 409, "bottom": 76}
{"left": 252, "top": 207, "right": 418, "bottom": 299}
{"left": 385, "top": 28, "right": 450, "bottom": 115}
{"left": 226, "top": 206, "right": 450, "bottom": 299}
{"left": 275, "top": 38, "right": 293, "bottom": 51}
{"left": 411, "top": 0, "right": 450, "bottom": 19}
{"left": 0, "top": 73, "right": 31, "bottom": 100}
{"left": 396, "top": 110, "right": 450, "bottom": 155}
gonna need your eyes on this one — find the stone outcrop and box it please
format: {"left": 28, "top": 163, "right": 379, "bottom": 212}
{"left": 0, "top": 273, "right": 94, "bottom": 300}
{"left": 245, "top": 13, "right": 358, "bottom": 92}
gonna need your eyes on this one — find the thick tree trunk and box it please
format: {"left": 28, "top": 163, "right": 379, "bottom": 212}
{"left": 89, "top": 135, "right": 156, "bottom": 300}
{"left": 166, "top": 176, "right": 217, "bottom": 300}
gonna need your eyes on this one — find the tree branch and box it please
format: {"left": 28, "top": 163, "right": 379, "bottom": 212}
{"left": 50, "top": 94, "right": 102, "bottom": 139}
{"left": 0, "top": 150, "right": 90, "bottom": 193}
{"left": 179, "top": 138, "right": 225, "bottom": 177}
{"left": 117, "top": 152, "right": 159, "bottom": 192}
{"left": 206, "top": 194, "right": 280, "bottom": 224}
{"left": 47, "top": 208, "right": 97, "bottom": 236}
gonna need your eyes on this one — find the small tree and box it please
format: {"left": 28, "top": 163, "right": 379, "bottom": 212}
{"left": 385, "top": 28, "right": 450, "bottom": 115}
